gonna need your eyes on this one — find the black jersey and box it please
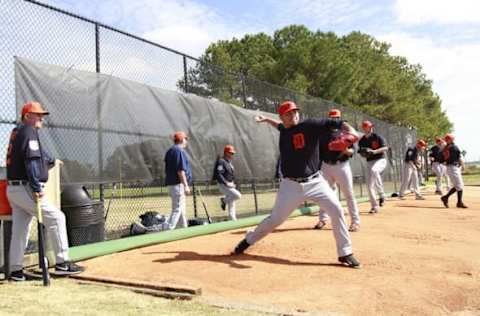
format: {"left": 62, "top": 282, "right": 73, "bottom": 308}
{"left": 278, "top": 118, "right": 342, "bottom": 178}
{"left": 214, "top": 157, "right": 235, "bottom": 185}
{"left": 429, "top": 145, "right": 444, "bottom": 163}
{"left": 358, "top": 133, "right": 387, "bottom": 161}
{"left": 443, "top": 143, "right": 462, "bottom": 165}
{"left": 404, "top": 146, "right": 418, "bottom": 162}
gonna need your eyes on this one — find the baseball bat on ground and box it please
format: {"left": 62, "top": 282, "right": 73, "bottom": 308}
{"left": 35, "top": 193, "right": 50, "bottom": 286}
{"left": 195, "top": 188, "right": 212, "bottom": 224}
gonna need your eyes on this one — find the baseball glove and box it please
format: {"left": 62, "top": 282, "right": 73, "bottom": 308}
{"left": 358, "top": 147, "right": 374, "bottom": 158}
{"left": 328, "top": 132, "right": 359, "bottom": 151}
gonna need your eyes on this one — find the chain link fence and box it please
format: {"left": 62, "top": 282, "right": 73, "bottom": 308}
{"left": 0, "top": 0, "right": 416, "bottom": 251}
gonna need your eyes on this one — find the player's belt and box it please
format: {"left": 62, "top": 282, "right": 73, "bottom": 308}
{"left": 324, "top": 160, "right": 346, "bottom": 165}
{"left": 287, "top": 171, "right": 320, "bottom": 183}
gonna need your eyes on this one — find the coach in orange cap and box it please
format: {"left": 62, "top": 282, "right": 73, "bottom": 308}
{"left": 6, "top": 101, "right": 84, "bottom": 281}
{"left": 213, "top": 144, "right": 241, "bottom": 220}
{"left": 164, "top": 131, "right": 192, "bottom": 229}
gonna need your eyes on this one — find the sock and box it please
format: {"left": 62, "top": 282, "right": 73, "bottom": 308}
{"left": 457, "top": 190, "right": 463, "bottom": 204}
{"left": 445, "top": 187, "right": 456, "bottom": 198}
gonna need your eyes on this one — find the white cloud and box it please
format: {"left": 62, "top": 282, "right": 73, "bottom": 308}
{"left": 395, "top": 0, "right": 480, "bottom": 25}
{"left": 379, "top": 32, "right": 480, "bottom": 160}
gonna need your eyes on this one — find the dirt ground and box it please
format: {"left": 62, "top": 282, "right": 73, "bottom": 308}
{"left": 79, "top": 186, "right": 480, "bottom": 316}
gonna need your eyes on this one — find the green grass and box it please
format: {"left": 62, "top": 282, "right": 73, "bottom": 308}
{"left": 0, "top": 279, "right": 268, "bottom": 316}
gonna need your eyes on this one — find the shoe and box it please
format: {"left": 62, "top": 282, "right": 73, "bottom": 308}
{"left": 369, "top": 208, "right": 378, "bottom": 214}
{"left": 415, "top": 195, "right": 426, "bottom": 200}
{"left": 440, "top": 196, "right": 449, "bottom": 208}
{"left": 379, "top": 197, "right": 385, "bottom": 207}
{"left": 349, "top": 223, "right": 360, "bottom": 232}
{"left": 9, "top": 269, "right": 26, "bottom": 282}
{"left": 55, "top": 261, "right": 85, "bottom": 275}
{"left": 338, "top": 254, "right": 362, "bottom": 269}
{"left": 456, "top": 203, "right": 468, "bottom": 209}
{"left": 313, "top": 220, "right": 327, "bottom": 230}
{"left": 220, "top": 197, "right": 226, "bottom": 211}
{"left": 435, "top": 190, "right": 442, "bottom": 195}
{"left": 398, "top": 195, "right": 406, "bottom": 200}
{"left": 232, "top": 238, "right": 250, "bottom": 255}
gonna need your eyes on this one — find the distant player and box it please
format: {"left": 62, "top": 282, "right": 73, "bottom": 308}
{"left": 214, "top": 145, "right": 241, "bottom": 221}
{"left": 398, "top": 139, "right": 426, "bottom": 200}
{"left": 358, "top": 121, "right": 388, "bottom": 213}
{"left": 429, "top": 137, "right": 450, "bottom": 195}
{"left": 314, "top": 109, "right": 361, "bottom": 232}
{"left": 440, "top": 134, "right": 467, "bottom": 208}
{"left": 232, "top": 101, "right": 361, "bottom": 269}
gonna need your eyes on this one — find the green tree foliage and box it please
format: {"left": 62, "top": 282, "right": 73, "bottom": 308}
{"left": 179, "top": 25, "right": 452, "bottom": 140}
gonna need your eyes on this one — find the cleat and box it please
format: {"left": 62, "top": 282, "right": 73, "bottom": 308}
{"left": 313, "top": 220, "right": 327, "bottom": 230}
{"left": 398, "top": 195, "right": 406, "bottom": 200}
{"left": 232, "top": 238, "right": 250, "bottom": 255}
{"left": 220, "top": 197, "right": 226, "bottom": 211}
{"left": 435, "top": 190, "right": 443, "bottom": 195}
{"left": 415, "top": 195, "right": 426, "bottom": 200}
{"left": 55, "top": 261, "right": 85, "bottom": 275}
{"left": 9, "top": 269, "right": 26, "bottom": 282}
{"left": 369, "top": 208, "right": 378, "bottom": 214}
{"left": 440, "top": 196, "right": 449, "bottom": 208}
{"left": 349, "top": 223, "right": 360, "bottom": 232}
{"left": 338, "top": 254, "right": 362, "bottom": 269}
{"left": 379, "top": 197, "right": 385, "bottom": 207}
{"left": 456, "top": 203, "right": 468, "bottom": 209}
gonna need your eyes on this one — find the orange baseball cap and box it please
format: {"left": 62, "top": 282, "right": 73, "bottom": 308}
{"left": 173, "top": 131, "right": 188, "bottom": 142}
{"left": 444, "top": 134, "right": 454, "bottom": 142}
{"left": 416, "top": 139, "right": 426, "bottom": 148}
{"left": 224, "top": 144, "right": 236, "bottom": 154}
{"left": 278, "top": 101, "right": 299, "bottom": 116}
{"left": 362, "top": 120, "right": 373, "bottom": 129}
{"left": 328, "top": 109, "right": 341, "bottom": 118}
{"left": 21, "top": 101, "right": 49, "bottom": 118}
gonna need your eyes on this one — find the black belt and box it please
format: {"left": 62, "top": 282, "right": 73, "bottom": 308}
{"left": 324, "top": 160, "right": 347, "bottom": 165}
{"left": 287, "top": 172, "right": 320, "bottom": 183}
{"left": 8, "top": 180, "right": 28, "bottom": 186}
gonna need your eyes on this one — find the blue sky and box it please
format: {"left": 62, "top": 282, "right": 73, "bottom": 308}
{"left": 42, "top": 0, "right": 480, "bottom": 161}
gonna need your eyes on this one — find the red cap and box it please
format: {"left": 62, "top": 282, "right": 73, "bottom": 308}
{"left": 328, "top": 109, "right": 341, "bottom": 118}
{"left": 224, "top": 145, "right": 236, "bottom": 154}
{"left": 416, "top": 139, "right": 426, "bottom": 148}
{"left": 444, "top": 134, "right": 454, "bottom": 143}
{"left": 435, "top": 137, "right": 444, "bottom": 144}
{"left": 173, "top": 131, "right": 188, "bottom": 143}
{"left": 278, "top": 101, "right": 299, "bottom": 116}
{"left": 362, "top": 120, "right": 373, "bottom": 130}
{"left": 21, "top": 101, "right": 49, "bottom": 118}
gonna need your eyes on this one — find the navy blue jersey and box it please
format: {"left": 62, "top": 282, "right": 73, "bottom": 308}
{"left": 214, "top": 157, "right": 235, "bottom": 185}
{"left": 278, "top": 118, "right": 342, "bottom": 178}
{"left": 6, "top": 124, "right": 52, "bottom": 192}
{"left": 443, "top": 143, "right": 462, "bottom": 165}
{"left": 404, "top": 146, "right": 418, "bottom": 162}
{"left": 164, "top": 145, "right": 192, "bottom": 185}
{"left": 358, "top": 133, "right": 387, "bottom": 161}
{"left": 429, "top": 145, "right": 444, "bottom": 163}
{"left": 319, "top": 129, "right": 352, "bottom": 164}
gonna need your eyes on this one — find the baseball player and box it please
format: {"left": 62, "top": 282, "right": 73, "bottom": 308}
{"left": 398, "top": 139, "right": 426, "bottom": 200}
{"left": 232, "top": 101, "right": 361, "bottom": 269}
{"left": 429, "top": 137, "right": 450, "bottom": 195}
{"left": 358, "top": 120, "right": 388, "bottom": 213}
{"left": 314, "top": 109, "right": 361, "bottom": 232}
{"left": 164, "top": 131, "right": 192, "bottom": 229}
{"left": 440, "top": 134, "right": 467, "bottom": 208}
{"left": 6, "top": 102, "right": 84, "bottom": 281}
{"left": 214, "top": 145, "right": 241, "bottom": 221}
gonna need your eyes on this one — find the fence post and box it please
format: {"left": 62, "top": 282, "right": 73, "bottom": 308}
{"left": 241, "top": 74, "right": 247, "bottom": 108}
{"left": 94, "top": 23, "right": 105, "bottom": 202}
{"left": 252, "top": 179, "right": 258, "bottom": 214}
{"left": 192, "top": 182, "right": 198, "bottom": 218}
{"left": 183, "top": 55, "right": 189, "bottom": 93}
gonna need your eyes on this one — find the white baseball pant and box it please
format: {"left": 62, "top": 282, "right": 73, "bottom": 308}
{"left": 319, "top": 161, "right": 360, "bottom": 226}
{"left": 7, "top": 184, "right": 69, "bottom": 272}
{"left": 166, "top": 184, "right": 188, "bottom": 229}
{"left": 446, "top": 165, "right": 464, "bottom": 191}
{"left": 218, "top": 184, "right": 241, "bottom": 221}
{"left": 432, "top": 162, "right": 450, "bottom": 192}
{"left": 366, "top": 158, "right": 387, "bottom": 210}
{"left": 245, "top": 176, "right": 353, "bottom": 257}
{"left": 399, "top": 162, "right": 420, "bottom": 197}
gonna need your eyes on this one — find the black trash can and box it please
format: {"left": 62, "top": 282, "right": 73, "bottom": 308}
{"left": 61, "top": 185, "right": 105, "bottom": 246}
